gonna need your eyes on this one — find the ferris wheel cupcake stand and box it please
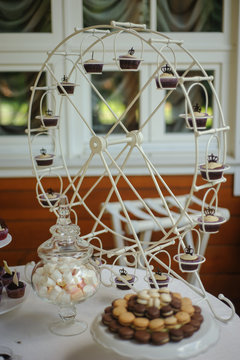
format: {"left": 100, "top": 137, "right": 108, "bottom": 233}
{"left": 26, "top": 20, "right": 235, "bottom": 341}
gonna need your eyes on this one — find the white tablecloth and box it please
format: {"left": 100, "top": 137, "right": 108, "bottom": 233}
{"left": 0, "top": 265, "right": 239, "bottom": 360}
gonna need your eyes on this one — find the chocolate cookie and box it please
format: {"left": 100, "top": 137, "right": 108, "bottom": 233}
{"left": 161, "top": 305, "right": 173, "bottom": 317}
{"left": 151, "top": 331, "right": 169, "bottom": 345}
{"left": 134, "top": 330, "right": 151, "bottom": 344}
{"left": 146, "top": 306, "right": 160, "bottom": 319}
{"left": 102, "top": 313, "right": 113, "bottom": 325}
{"left": 169, "top": 328, "right": 184, "bottom": 342}
{"left": 181, "top": 324, "right": 195, "bottom": 338}
{"left": 118, "top": 326, "right": 134, "bottom": 340}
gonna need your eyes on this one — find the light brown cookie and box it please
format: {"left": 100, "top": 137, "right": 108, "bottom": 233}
{"left": 112, "top": 298, "right": 127, "bottom": 308}
{"left": 118, "top": 311, "right": 135, "bottom": 326}
{"left": 148, "top": 318, "right": 165, "bottom": 332}
{"left": 175, "top": 311, "right": 191, "bottom": 325}
{"left": 112, "top": 306, "right": 127, "bottom": 319}
{"left": 133, "top": 317, "right": 149, "bottom": 330}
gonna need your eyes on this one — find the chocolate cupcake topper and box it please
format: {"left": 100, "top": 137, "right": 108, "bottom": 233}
{"left": 128, "top": 47, "right": 135, "bottom": 56}
{"left": 161, "top": 63, "right": 174, "bottom": 75}
{"left": 61, "top": 75, "right": 68, "bottom": 82}
{"left": 40, "top": 148, "right": 47, "bottom": 155}
{"left": 204, "top": 207, "right": 215, "bottom": 216}
{"left": 46, "top": 109, "right": 53, "bottom": 116}
{"left": 185, "top": 245, "right": 194, "bottom": 256}
{"left": 119, "top": 268, "right": 127, "bottom": 276}
{"left": 193, "top": 103, "right": 201, "bottom": 113}
{"left": 208, "top": 153, "right": 219, "bottom": 163}
{"left": 156, "top": 269, "right": 162, "bottom": 275}
{"left": 47, "top": 188, "right": 54, "bottom": 195}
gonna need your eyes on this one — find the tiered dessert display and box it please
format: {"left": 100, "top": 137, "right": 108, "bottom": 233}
{"left": 26, "top": 20, "right": 234, "bottom": 355}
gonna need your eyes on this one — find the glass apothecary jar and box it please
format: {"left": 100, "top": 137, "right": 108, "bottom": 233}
{"left": 29, "top": 197, "right": 100, "bottom": 336}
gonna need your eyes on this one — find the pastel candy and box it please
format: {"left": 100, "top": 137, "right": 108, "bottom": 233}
{"left": 46, "top": 277, "right": 56, "bottom": 287}
{"left": 83, "top": 284, "right": 95, "bottom": 296}
{"left": 51, "top": 269, "right": 62, "bottom": 282}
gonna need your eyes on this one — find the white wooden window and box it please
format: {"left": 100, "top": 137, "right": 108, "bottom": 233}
{"left": 0, "top": 0, "right": 239, "bottom": 196}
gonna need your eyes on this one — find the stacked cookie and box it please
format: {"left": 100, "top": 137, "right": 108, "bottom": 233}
{"left": 101, "top": 288, "right": 203, "bottom": 345}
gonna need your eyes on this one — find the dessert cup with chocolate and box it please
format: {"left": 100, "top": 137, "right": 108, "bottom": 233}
{"left": 197, "top": 207, "right": 226, "bottom": 233}
{"left": 199, "top": 153, "right": 229, "bottom": 181}
{"left": 117, "top": 47, "right": 142, "bottom": 70}
{"left": 57, "top": 75, "right": 76, "bottom": 95}
{"left": 0, "top": 219, "right": 8, "bottom": 240}
{"left": 35, "top": 148, "right": 54, "bottom": 167}
{"left": 114, "top": 268, "right": 136, "bottom": 290}
{"left": 1, "top": 270, "right": 20, "bottom": 287}
{"left": 83, "top": 53, "right": 103, "bottom": 74}
{"left": 173, "top": 246, "right": 205, "bottom": 272}
{"left": 39, "top": 188, "right": 61, "bottom": 207}
{"left": 147, "top": 271, "right": 170, "bottom": 288}
{"left": 155, "top": 64, "right": 178, "bottom": 89}
{"left": 36, "top": 109, "right": 59, "bottom": 128}
{"left": 179, "top": 103, "right": 212, "bottom": 130}
{"left": 6, "top": 271, "right": 26, "bottom": 298}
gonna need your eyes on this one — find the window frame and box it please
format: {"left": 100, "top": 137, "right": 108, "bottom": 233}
{"left": 0, "top": 0, "right": 239, "bottom": 196}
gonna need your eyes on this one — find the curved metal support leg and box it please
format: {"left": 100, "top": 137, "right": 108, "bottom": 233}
{"left": 195, "top": 272, "right": 235, "bottom": 323}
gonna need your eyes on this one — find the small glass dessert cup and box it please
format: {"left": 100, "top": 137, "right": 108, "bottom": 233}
{"left": 179, "top": 103, "right": 212, "bottom": 130}
{"left": 57, "top": 75, "right": 76, "bottom": 95}
{"left": 173, "top": 245, "right": 205, "bottom": 273}
{"left": 83, "top": 52, "right": 103, "bottom": 74}
{"left": 114, "top": 268, "right": 137, "bottom": 290}
{"left": 28, "top": 197, "right": 100, "bottom": 336}
{"left": 199, "top": 154, "right": 229, "bottom": 181}
{"left": 39, "top": 188, "right": 61, "bottom": 207}
{"left": 0, "top": 218, "right": 8, "bottom": 240}
{"left": 6, "top": 271, "right": 26, "bottom": 298}
{"left": 117, "top": 47, "right": 142, "bottom": 70}
{"left": 197, "top": 207, "right": 226, "bottom": 233}
{"left": 155, "top": 64, "right": 178, "bottom": 90}
{"left": 35, "top": 148, "right": 54, "bottom": 167}
{"left": 145, "top": 270, "right": 170, "bottom": 289}
{"left": 36, "top": 109, "right": 59, "bottom": 128}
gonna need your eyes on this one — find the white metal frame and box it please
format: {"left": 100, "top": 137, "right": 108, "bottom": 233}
{"left": 27, "top": 21, "right": 235, "bottom": 323}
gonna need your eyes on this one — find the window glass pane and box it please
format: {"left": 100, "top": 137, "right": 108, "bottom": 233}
{"left": 0, "top": 72, "right": 46, "bottom": 135}
{"left": 157, "top": 0, "right": 223, "bottom": 32}
{"left": 165, "top": 70, "right": 214, "bottom": 133}
{"left": 91, "top": 71, "right": 139, "bottom": 134}
{"left": 0, "top": 0, "right": 51, "bottom": 33}
{"left": 83, "top": 0, "right": 150, "bottom": 29}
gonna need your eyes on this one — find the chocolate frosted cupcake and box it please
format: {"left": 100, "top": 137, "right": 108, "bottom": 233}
{"left": 6, "top": 271, "right": 26, "bottom": 299}
{"left": 114, "top": 268, "right": 136, "bottom": 290}
{"left": 0, "top": 218, "right": 8, "bottom": 240}
{"left": 173, "top": 246, "right": 205, "bottom": 272}
{"left": 39, "top": 188, "right": 60, "bottom": 207}
{"left": 35, "top": 148, "right": 54, "bottom": 167}
{"left": 155, "top": 64, "right": 178, "bottom": 89}
{"left": 197, "top": 207, "right": 226, "bottom": 233}
{"left": 57, "top": 75, "right": 76, "bottom": 95}
{"left": 1, "top": 261, "right": 20, "bottom": 287}
{"left": 83, "top": 52, "right": 103, "bottom": 74}
{"left": 179, "top": 103, "right": 211, "bottom": 129}
{"left": 199, "top": 154, "right": 229, "bottom": 181}
{"left": 118, "top": 47, "right": 142, "bottom": 70}
{"left": 148, "top": 270, "right": 170, "bottom": 289}
{"left": 36, "top": 109, "right": 59, "bottom": 128}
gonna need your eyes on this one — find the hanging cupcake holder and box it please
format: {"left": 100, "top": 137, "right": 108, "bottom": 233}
{"left": 155, "top": 45, "right": 178, "bottom": 90}
{"left": 173, "top": 228, "right": 206, "bottom": 273}
{"left": 26, "top": 20, "right": 235, "bottom": 327}
{"left": 113, "top": 28, "right": 144, "bottom": 71}
{"left": 79, "top": 30, "right": 105, "bottom": 74}
{"left": 179, "top": 82, "right": 213, "bottom": 130}
{"left": 199, "top": 134, "right": 230, "bottom": 181}
{"left": 143, "top": 249, "right": 172, "bottom": 288}
{"left": 35, "top": 90, "right": 59, "bottom": 128}
{"left": 195, "top": 187, "right": 227, "bottom": 234}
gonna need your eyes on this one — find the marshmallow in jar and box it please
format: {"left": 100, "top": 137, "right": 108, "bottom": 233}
{"left": 32, "top": 257, "right": 99, "bottom": 305}
{"left": 31, "top": 197, "right": 100, "bottom": 306}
